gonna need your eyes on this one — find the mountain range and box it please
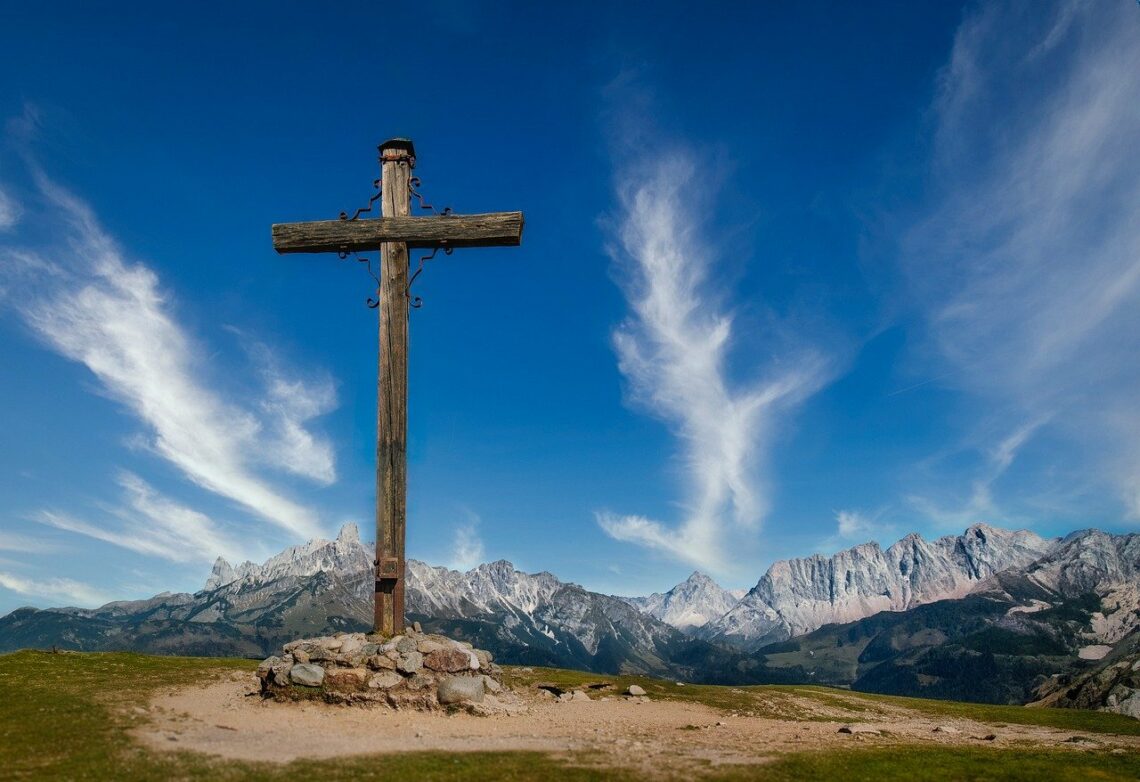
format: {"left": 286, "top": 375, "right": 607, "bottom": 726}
{"left": 2, "top": 521, "right": 1137, "bottom": 714}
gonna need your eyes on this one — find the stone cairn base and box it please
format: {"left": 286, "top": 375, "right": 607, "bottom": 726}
{"left": 257, "top": 626, "right": 509, "bottom": 713}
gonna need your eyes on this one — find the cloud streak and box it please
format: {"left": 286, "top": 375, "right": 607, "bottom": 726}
{"left": 449, "top": 509, "right": 486, "bottom": 571}
{"left": 0, "top": 171, "right": 334, "bottom": 539}
{"left": 0, "top": 571, "right": 111, "bottom": 607}
{"left": 598, "top": 154, "right": 831, "bottom": 572}
{"left": 902, "top": 0, "right": 1140, "bottom": 519}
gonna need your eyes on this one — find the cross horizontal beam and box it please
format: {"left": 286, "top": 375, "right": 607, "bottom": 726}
{"left": 272, "top": 211, "right": 524, "bottom": 254}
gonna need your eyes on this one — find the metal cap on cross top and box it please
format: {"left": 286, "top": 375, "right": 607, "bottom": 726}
{"left": 379, "top": 137, "right": 416, "bottom": 166}
{"left": 270, "top": 139, "right": 523, "bottom": 636}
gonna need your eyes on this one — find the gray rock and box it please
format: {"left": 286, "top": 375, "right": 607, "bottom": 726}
{"left": 367, "top": 654, "right": 397, "bottom": 671}
{"left": 838, "top": 724, "right": 880, "bottom": 735}
{"left": 413, "top": 621, "right": 423, "bottom": 633}
{"left": 438, "top": 675, "right": 485, "bottom": 705}
{"left": 417, "top": 640, "right": 446, "bottom": 655}
{"left": 570, "top": 690, "right": 591, "bottom": 702}
{"left": 368, "top": 671, "right": 403, "bottom": 690}
{"left": 398, "top": 651, "right": 424, "bottom": 674}
{"left": 395, "top": 636, "right": 418, "bottom": 654}
{"left": 406, "top": 673, "right": 436, "bottom": 692}
{"left": 482, "top": 675, "right": 503, "bottom": 694}
{"left": 257, "top": 656, "right": 283, "bottom": 678}
{"left": 289, "top": 663, "right": 326, "bottom": 687}
{"left": 626, "top": 684, "right": 647, "bottom": 696}
{"left": 932, "top": 725, "right": 960, "bottom": 734}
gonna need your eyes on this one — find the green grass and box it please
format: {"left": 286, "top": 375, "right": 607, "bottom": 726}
{"left": 1, "top": 650, "right": 1137, "bottom": 781}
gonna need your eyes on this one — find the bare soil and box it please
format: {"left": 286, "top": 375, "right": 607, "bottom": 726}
{"left": 131, "top": 672, "right": 1140, "bottom": 774}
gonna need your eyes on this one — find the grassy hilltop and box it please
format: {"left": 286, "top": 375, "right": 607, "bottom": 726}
{"left": 1, "top": 649, "right": 1138, "bottom": 781}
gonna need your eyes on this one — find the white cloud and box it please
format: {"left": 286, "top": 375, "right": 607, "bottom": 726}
{"left": 0, "top": 171, "right": 335, "bottom": 539}
{"left": 0, "top": 532, "right": 58, "bottom": 554}
{"left": 35, "top": 473, "right": 251, "bottom": 564}
{"left": 836, "top": 510, "right": 872, "bottom": 539}
{"left": 0, "top": 571, "right": 111, "bottom": 607}
{"left": 0, "top": 186, "right": 20, "bottom": 231}
{"left": 449, "top": 510, "right": 485, "bottom": 571}
{"left": 598, "top": 154, "right": 832, "bottom": 572}
{"left": 250, "top": 342, "right": 338, "bottom": 485}
{"left": 902, "top": 0, "right": 1140, "bottom": 518}
{"left": 909, "top": 417, "right": 1049, "bottom": 530}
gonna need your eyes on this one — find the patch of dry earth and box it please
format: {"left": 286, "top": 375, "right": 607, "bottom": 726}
{"left": 131, "top": 673, "right": 1140, "bottom": 774}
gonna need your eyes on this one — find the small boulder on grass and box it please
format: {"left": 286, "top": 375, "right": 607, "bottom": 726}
{"left": 626, "top": 684, "right": 647, "bottom": 697}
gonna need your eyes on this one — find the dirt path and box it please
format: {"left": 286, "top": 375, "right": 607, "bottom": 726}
{"left": 131, "top": 673, "right": 1140, "bottom": 773}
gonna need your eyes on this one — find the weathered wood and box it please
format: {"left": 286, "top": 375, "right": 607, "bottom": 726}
{"left": 271, "top": 137, "right": 523, "bottom": 637}
{"left": 272, "top": 212, "right": 523, "bottom": 254}
{"left": 375, "top": 139, "right": 411, "bottom": 637}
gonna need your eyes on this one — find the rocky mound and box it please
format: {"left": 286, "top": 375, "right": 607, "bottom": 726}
{"left": 257, "top": 627, "right": 509, "bottom": 713}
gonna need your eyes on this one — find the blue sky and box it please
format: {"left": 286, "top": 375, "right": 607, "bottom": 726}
{"left": 2, "top": 1, "right": 1139, "bottom": 614}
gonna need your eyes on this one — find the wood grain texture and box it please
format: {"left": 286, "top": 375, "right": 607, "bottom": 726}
{"left": 272, "top": 212, "right": 523, "bottom": 254}
{"left": 375, "top": 142, "right": 412, "bottom": 637}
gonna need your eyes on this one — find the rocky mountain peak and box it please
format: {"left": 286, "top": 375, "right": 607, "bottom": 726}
{"left": 699, "top": 523, "right": 1060, "bottom": 650}
{"left": 622, "top": 570, "right": 742, "bottom": 632}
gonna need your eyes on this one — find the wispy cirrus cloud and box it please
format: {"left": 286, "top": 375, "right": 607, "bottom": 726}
{"left": 901, "top": 0, "right": 1140, "bottom": 520}
{"left": 35, "top": 472, "right": 251, "bottom": 565}
{"left": 0, "top": 186, "right": 20, "bottom": 231}
{"left": 0, "top": 170, "right": 334, "bottom": 540}
{"left": 0, "top": 571, "right": 111, "bottom": 607}
{"left": 449, "top": 509, "right": 486, "bottom": 571}
{"left": 597, "top": 154, "right": 832, "bottom": 573}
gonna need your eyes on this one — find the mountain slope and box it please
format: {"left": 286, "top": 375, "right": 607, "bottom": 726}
{"left": 620, "top": 572, "right": 742, "bottom": 631}
{"left": 701, "top": 524, "right": 1058, "bottom": 650}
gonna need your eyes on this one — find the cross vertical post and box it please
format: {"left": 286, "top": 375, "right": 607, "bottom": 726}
{"left": 270, "top": 139, "right": 523, "bottom": 638}
{"left": 376, "top": 138, "right": 413, "bottom": 636}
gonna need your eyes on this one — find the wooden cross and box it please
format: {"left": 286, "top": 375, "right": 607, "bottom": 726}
{"left": 271, "top": 138, "right": 524, "bottom": 636}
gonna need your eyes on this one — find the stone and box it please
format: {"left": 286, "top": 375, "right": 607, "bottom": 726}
{"left": 417, "top": 640, "right": 446, "bottom": 655}
{"left": 367, "top": 654, "right": 397, "bottom": 671}
{"left": 360, "top": 643, "right": 380, "bottom": 657}
{"left": 467, "top": 651, "right": 481, "bottom": 671}
{"left": 626, "top": 685, "right": 647, "bottom": 697}
{"left": 482, "top": 675, "right": 503, "bottom": 694}
{"left": 325, "top": 668, "right": 368, "bottom": 690}
{"left": 339, "top": 636, "right": 365, "bottom": 658}
{"left": 932, "top": 726, "right": 960, "bottom": 734}
{"left": 289, "top": 663, "right": 325, "bottom": 687}
{"left": 475, "top": 649, "right": 493, "bottom": 667}
{"left": 406, "top": 673, "right": 437, "bottom": 692}
{"left": 570, "top": 690, "right": 591, "bottom": 702}
{"left": 303, "top": 644, "right": 335, "bottom": 662}
{"left": 257, "top": 656, "right": 283, "bottom": 679}
{"left": 292, "top": 649, "right": 310, "bottom": 664}
{"left": 398, "top": 651, "right": 424, "bottom": 674}
{"left": 424, "top": 648, "right": 472, "bottom": 673}
{"left": 437, "top": 675, "right": 485, "bottom": 705}
{"left": 413, "top": 621, "right": 423, "bottom": 633}
{"left": 395, "top": 636, "right": 418, "bottom": 654}
{"left": 368, "top": 671, "right": 403, "bottom": 690}
{"left": 838, "top": 725, "right": 880, "bottom": 735}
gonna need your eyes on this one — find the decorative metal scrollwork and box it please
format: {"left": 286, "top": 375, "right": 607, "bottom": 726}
{"left": 339, "top": 178, "right": 382, "bottom": 221}
{"left": 406, "top": 243, "right": 452, "bottom": 309}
